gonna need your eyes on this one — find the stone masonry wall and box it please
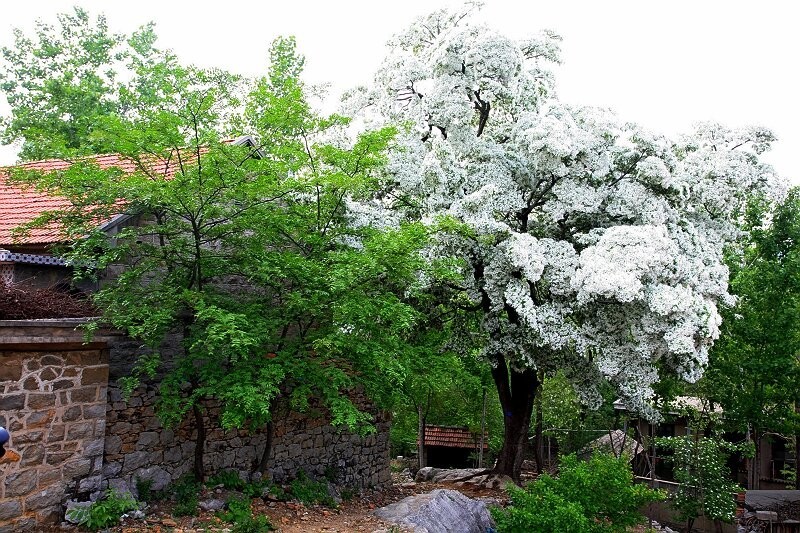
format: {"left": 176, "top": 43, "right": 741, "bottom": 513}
{"left": 102, "top": 381, "right": 391, "bottom": 496}
{"left": 0, "top": 340, "right": 109, "bottom": 532}
{"left": 0, "top": 320, "right": 391, "bottom": 528}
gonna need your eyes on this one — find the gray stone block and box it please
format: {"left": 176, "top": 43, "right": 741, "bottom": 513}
{"left": 0, "top": 500, "right": 22, "bottom": 521}
{"left": 122, "top": 451, "right": 150, "bottom": 473}
{"left": 3, "top": 469, "right": 38, "bottom": 497}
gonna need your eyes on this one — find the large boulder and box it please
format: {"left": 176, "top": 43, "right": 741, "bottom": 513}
{"left": 374, "top": 489, "right": 495, "bottom": 533}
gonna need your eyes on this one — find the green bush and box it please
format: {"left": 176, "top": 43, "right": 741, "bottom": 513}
{"left": 65, "top": 489, "right": 138, "bottom": 531}
{"left": 289, "top": 471, "right": 336, "bottom": 507}
{"left": 491, "top": 453, "right": 663, "bottom": 533}
{"left": 217, "top": 495, "right": 273, "bottom": 532}
{"left": 656, "top": 435, "right": 749, "bottom": 530}
{"left": 171, "top": 474, "right": 201, "bottom": 517}
{"left": 207, "top": 470, "right": 247, "bottom": 490}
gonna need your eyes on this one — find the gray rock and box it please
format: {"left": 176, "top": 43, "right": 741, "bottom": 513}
{"left": 414, "top": 467, "right": 486, "bottom": 483}
{"left": 199, "top": 499, "right": 226, "bottom": 511}
{"left": 135, "top": 466, "right": 171, "bottom": 492}
{"left": 373, "top": 489, "right": 494, "bottom": 533}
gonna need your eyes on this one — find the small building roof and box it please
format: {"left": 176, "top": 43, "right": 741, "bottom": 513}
{"left": 0, "top": 136, "right": 260, "bottom": 247}
{"left": 423, "top": 425, "right": 488, "bottom": 450}
{"left": 0, "top": 154, "right": 174, "bottom": 246}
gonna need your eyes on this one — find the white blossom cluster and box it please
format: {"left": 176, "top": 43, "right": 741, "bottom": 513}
{"left": 344, "top": 5, "right": 784, "bottom": 417}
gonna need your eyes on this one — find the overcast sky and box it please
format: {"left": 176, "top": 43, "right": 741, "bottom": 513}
{"left": 1, "top": 1, "right": 797, "bottom": 183}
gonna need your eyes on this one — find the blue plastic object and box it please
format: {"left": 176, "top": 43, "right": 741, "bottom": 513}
{"left": 0, "top": 426, "right": 9, "bottom": 446}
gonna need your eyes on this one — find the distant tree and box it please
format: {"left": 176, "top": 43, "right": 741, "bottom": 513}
{"left": 0, "top": 7, "right": 164, "bottom": 160}
{"left": 702, "top": 189, "right": 800, "bottom": 488}
{"left": 347, "top": 4, "right": 781, "bottom": 480}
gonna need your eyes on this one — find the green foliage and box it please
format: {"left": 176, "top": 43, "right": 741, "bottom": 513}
{"left": 207, "top": 470, "right": 247, "bottom": 491}
{"left": 289, "top": 471, "right": 336, "bottom": 507}
{"left": 65, "top": 489, "right": 138, "bottom": 531}
{"left": 491, "top": 453, "right": 662, "bottom": 533}
{"left": 703, "top": 189, "right": 800, "bottom": 439}
{"left": 0, "top": 8, "right": 165, "bottom": 160}
{"left": 340, "top": 487, "right": 356, "bottom": 502}
{"left": 7, "top": 10, "right": 430, "bottom": 482}
{"left": 656, "top": 434, "right": 751, "bottom": 524}
{"left": 171, "top": 474, "right": 201, "bottom": 517}
{"left": 135, "top": 477, "right": 161, "bottom": 503}
{"left": 217, "top": 495, "right": 274, "bottom": 533}
{"left": 538, "top": 372, "right": 617, "bottom": 456}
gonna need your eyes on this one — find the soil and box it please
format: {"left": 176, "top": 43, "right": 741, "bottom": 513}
{"left": 47, "top": 472, "right": 509, "bottom": 533}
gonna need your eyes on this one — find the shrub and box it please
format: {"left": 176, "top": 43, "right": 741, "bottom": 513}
{"left": 217, "top": 495, "right": 273, "bottom": 532}
{"left": 207, "top": 470, "right": 246, "bottom": 491}
{"left": 491, "top": 453, "right": 663, "bottom": 533}
{"left": 289, "top": 470, "right": 336, "bottom": 507}
{"left": 171, "top": 474, "right": 201, "bottom": 517}
{"left": 65, "top": 489, "right": 138, "bottom": 531}
{"left": 656, "top": 435, "right": 750, "bottom": 531}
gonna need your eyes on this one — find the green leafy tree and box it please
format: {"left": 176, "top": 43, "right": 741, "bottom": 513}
{"left": 702, "top": 188, "right": 800, "bottom": 488}
{"left": 10, "top": 24, "right": 421, "bottom": 481}
{"left": 0, "top": 7, "right": 164, "bottom": 160}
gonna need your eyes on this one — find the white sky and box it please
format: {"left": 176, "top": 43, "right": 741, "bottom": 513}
{"left": 1, "top": 0, "right": 797, "bottom": 183}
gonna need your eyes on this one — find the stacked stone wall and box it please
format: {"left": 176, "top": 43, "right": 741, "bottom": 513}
{"left": 0, "top": 319, "right": 391, "bottom": 529}
{"left": 0, "top": 344, "right": 108, "bottom": 532}
{"left": 102, "top": 382, "right": 391, "bottom": 494}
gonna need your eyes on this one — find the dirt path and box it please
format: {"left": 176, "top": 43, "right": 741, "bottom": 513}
{"left": 48, "top": 477, "right": 506, "bottom": 533}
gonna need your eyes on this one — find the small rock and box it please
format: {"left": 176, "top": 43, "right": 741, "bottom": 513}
{"left": 199, "top": 499, "right": 225, "bottom": 511}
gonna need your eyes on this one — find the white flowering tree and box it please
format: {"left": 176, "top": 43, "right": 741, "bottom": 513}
{"left": 346, "top": 4, "right": 782, "bottom": 480}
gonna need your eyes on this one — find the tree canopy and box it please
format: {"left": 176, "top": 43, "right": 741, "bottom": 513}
{"left": 0, "top": 7, "right": 166, "bottom": 160}
{"left": 345, "top": 4, "right": 782, "bottom": 479}
{"left": 702, "top": 188, "right": 800, "bottom": 487}
{"left": 7, "top": 26, "right": 426, "bottom": 480}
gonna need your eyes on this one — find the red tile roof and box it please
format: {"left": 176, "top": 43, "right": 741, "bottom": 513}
{"left": 423, "top": 425, "right": 488, "bottom": 450}
{"left": 0, "top": 154, "right": 176, "bottom": 246}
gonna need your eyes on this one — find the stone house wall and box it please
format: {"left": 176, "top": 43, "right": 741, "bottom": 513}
{"left": 0, "top": 322, "right": 111, "bottom": 531}
{"left": 0, "top": 320, "right": 391, "bottom": 530}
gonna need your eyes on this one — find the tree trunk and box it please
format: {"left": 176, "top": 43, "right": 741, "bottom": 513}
{"left": 256, "top": 418, "right": 275, "bottom": 475}
{"left": 192, "top": 402, "right": 206, "bottom": 481}
{"left": 751, "top": 429, "right": 761, "bottom": 490}
{"left": 491, "top": 355, "right": 538, "bottom": 482}
{"left": 417, "top": 404, "right": 427, "bottom": 471}
{"left": 532, "top": 385, "right": 544, "bottom": 475}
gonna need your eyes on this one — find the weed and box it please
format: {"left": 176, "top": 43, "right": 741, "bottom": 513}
{"left": 217, "top": 495, "right": 253, "bottom": 524}
{"left": 207, "top": 470, "right": 246, "bottom": 490}
{"left": 232, "top": 514, "right": 274, "bottom": 533}
{"left": 340, "top": 487, "right": 356, "bottom": 502}
{"left": 171, "top": 474, "right": 201, "bottom": 517}
{"left": 65, "top": 489, "right": 138, "bottom": 531}
{"left": 135, "top": 477, "right": 157, "bottom": 503}
{"left": 323, "top": 464, "right": 339, "bottom": 482}
{"left": 217, "top": 495, "right": 273, "bottom": 532}
{"left": 289, "top": 470, "right": 336, "bottom": 507}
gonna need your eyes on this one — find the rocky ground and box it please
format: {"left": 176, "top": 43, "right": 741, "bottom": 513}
{"left": 43, "top": 467, "right": 681, "bottom": 532}
{"left": 43, "top": 469, "right": 504, "bottom": 533}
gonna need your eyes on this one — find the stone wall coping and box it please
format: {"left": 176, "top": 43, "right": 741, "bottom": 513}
{"left": 0, "top": 318, "right": 123, "bottom": 346}
{"left": 0, "top": 318, "right": 101, "bottom": 327}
